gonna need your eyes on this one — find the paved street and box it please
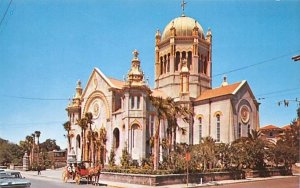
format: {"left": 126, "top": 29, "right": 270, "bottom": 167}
{"left": 207, "top": 176, "right": 299, "bottom": 188}
{"left": 28, "top": 178, "right": 107, "bottom": 188}
{"left": 26, "top": 175, "right": 299, "bottom": 188}
{"left": 19, "top": 169, "right": 300, "bottom": 188}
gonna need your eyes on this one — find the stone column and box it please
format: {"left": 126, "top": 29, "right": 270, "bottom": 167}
{"left": 23, "top": 152, "right": 29, "bottom": 171}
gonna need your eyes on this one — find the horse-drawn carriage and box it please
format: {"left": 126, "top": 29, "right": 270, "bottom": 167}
{"left": 62, "top": 159, "right": 102, "bottom": 185}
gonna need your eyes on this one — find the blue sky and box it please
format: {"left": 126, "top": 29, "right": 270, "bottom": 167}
{"left": 0, "top": 0, "right": 299, "bottom": 149}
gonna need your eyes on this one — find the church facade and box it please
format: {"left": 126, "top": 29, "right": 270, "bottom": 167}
{"left": 66, "top": 12, "right": 259, "bottom": 165}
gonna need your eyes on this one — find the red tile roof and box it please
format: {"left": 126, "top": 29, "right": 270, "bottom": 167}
{"left": 108, "top": 78, "right": 125, "bottom": 89}
{"left": 260, "top": 125, "right": 281, "bottom": 130}
{"left": 151, "top": 89, "right": 168, "bottom": 99}
{"left": 281, "top": 124, "right": 292, "bottom": 130}
{"left": 195, "top": 81, "right": 243, "bottom": 101}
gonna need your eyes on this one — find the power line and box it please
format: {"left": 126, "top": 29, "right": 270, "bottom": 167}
{"left": 0, "top": 0, "right": 12, "bottom": 28}
{"left": 256, "top": 87, "right": 300, "bottom": 97}
{"left": 0, "top": 121, "right": 66, "bottom": 128}
{"left": 0, "top": 94, "right": 113, "bottom": 101}
{"left": 0, "top": 94, "right": 69, "bottom": 101}
{"left": 213, "top": 50, "right": 300, "bottom": 77}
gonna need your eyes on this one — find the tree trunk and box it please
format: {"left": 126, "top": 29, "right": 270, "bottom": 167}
{"left": 153, "top": 137, "right": 159, "bottom": 170}
{"left": 67, "top": 130, "right": 71, "bottom": 151}
{"left": 81, "top": 130, "right": 84, "bottom": 162}
{"left": 153, "top": 121, "right": 161, "bottom": 171}
{"left": 173, "top": 126, "right": 177, "bottom": 151}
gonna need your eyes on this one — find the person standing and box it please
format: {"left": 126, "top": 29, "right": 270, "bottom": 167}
{"left": 37, "top": 165, "right": 41, "bottom": 175}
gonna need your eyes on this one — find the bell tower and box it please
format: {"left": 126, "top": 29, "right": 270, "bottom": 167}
{"left": 154, "top": 14, "right": 212, "bottom": 100}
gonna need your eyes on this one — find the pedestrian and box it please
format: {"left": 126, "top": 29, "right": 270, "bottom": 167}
{"left": 37, "top": 165, "right": 41, "bottom": 175}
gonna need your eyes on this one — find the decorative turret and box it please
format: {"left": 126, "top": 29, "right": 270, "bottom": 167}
{"left": 72, "top": 80, "right": 82, "bottom": 107}
{"left": 192, "top": 20, "right": 199, "bottom": 37}
{"left": 206, "top": 28, "right": 212, "bottom": 43}
{"left": 155, "top": 29, "right": 161, "bottom": 45}
{"left": 170, "top": 21, "right": 176, "bottom": 37}
{"left": 126, "top": 50, "right": 145, "bottom": 87}
{"left": 180, "top": 58, "right": 190, "bottom": 94}
{"left": 66, "top": 80, "right": 82, "bottom": 129}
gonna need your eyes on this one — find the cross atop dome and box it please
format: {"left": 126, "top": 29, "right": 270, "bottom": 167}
{"left": 181, "top": 0, "right": 187, "bottom": 16}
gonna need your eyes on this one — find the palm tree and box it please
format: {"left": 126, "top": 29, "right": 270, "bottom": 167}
{"left": 84, "top": 112, "right": 94, "bottom": 165}
{"left": 34, "top": 131, "right": 41, "bottom": 145}
{"left": 31, "top": 133, "right": 35, "bottom": 165}
{"left": 165, "top": 97, "right": 193, "bottom": 153}
{"left": 25, "top": 135, "right": 34, "bottom": 166}
{"left": 247, "top": 129, "right": 262, "bottom": 141}
{"left": 34, "top": 131, "right": 41, "bottom": 164}
{"left": 76, "top": 117, "right": 88, "bottom": 161}
{"left": 200, "top": 137, "right": 216, "bottom": 171}
{"left": 149, "top": 95, "right": 173, "bottom": 170}
{"left": 63, "top": 121, "right": 72, "bottom": 151}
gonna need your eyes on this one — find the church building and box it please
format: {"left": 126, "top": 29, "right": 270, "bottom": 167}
{"left": 66, "top": 7, "right": 260, "bottom": 165}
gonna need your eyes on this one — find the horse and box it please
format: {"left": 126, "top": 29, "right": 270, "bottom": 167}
{"left": 87, "top": 164, "right": 102, "bottom": 185}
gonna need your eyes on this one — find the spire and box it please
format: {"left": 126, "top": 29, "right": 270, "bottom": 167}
{"left": 155, "top": 29, "right": 161, "bottom": 45}
{"left": 206, "top": 28, "right": 212, "bottom": 43}
{"left": 181, "top": 0, "right": 187, "bottom": 16}
{"left": 126, "top": 49, "right": 145, "bottom": 86}
{"left": 71, "top": 80, "right": 82, "bottom": 107}
{"left": 75, "top": 80, "right": 82, "bottom": 98}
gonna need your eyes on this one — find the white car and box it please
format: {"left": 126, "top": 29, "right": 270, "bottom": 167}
{"left": 0, "top": 171, "right": 31, "bottom": 188}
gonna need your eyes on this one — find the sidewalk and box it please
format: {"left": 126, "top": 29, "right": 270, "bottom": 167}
{"left": 21, "top": 168, "right": 63, "bottom": 182}
{"left": 20, "top": 168, "right": 300, "bottom": 188}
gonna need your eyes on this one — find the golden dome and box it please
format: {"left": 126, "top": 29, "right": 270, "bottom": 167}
{"left": 161, "top": 16, "right": 204, "bottom": 40}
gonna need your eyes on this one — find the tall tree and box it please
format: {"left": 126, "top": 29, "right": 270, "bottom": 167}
{"left": 149, "top": 96, "right": 173, "bottom": 170}
{"left": 76, "top": 117, "right": 88, "bottom": 162}
{"left": 0, "top": 138, "right": 23, "bottom": 166}
{"left": 39, "top": 139, "right": 60, "bottom": 152}
{"left": 25, "top": 135, "right": 34, "bottom": 166}
{"left": 85, "top": 112, "right": 94, "bottom": 164}
{"left": 63, "top": 121, "right": 71, "bottom": 151}
{"left": 34, "top": 131, "right": 41, "bottom": 164}
{"left": 34, "top": 131, "right": 41, "bottom": 148}
{"left": 165, "top": 97, "right": 192, "bottom": 153}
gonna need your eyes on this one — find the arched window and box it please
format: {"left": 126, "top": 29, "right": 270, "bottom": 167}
{"left": 188, "top": 51, "right": 192, "bottom": 70}
{"left": 76, "top": 135, "right": 81, "bottom": 149}
{"left": 238, "top": 123, "right": 241, "bottom": 138}
{"left": 198, "top": 117, "right": 202, "bottom": 143}
{"left": 164, "top": 55, "right": 167, "bottom": 73}
{"left": 131, "top": 96, "right": 134, "bottom": 109}
{"left": 198, "top": 59, "right": 201, "bottom": 73}
{"left": 149, "top": 115, "right": 155, "bottom": 137}
{"left": 182, "top": 51, "right": 186, "bottom": 60}
{"left": 247, "top": 124, "right": 251, "bottom": 135}
{"left": 204, "top": 57, "right": 207, "bottom": 75}
{"left": 137, "top": 96, "right": 140, "bottom": 109}
{"left": 167, "top": 54, "right": 170, "bottom": 72}
{"left": 113, "top": 128, "right": 120, "bottom": 149}
{"left": 216, "top": 115, "right": 220, "bottom": 142}
{"left": 175, "top": 52, "right": 180, "bottom": 71}
{"left": 131, "top": 124, "right": 139, "bottom": 148}
{"left": 160, "top": 57, "right": 163, "bottom": 75}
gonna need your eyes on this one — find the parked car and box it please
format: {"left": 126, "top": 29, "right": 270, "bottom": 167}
{"left": 0, "top": 171, "right": 31, "bottom": 188}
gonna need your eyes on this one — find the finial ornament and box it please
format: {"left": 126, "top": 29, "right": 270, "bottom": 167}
{"left": 133, "top": 49, "right": 139, "bottom": 59}
{"left": 181, "top": 0, "right": 187, "bottom": 16}
{"left": 77, "top": 79, "right": 81, "bottom": 87}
